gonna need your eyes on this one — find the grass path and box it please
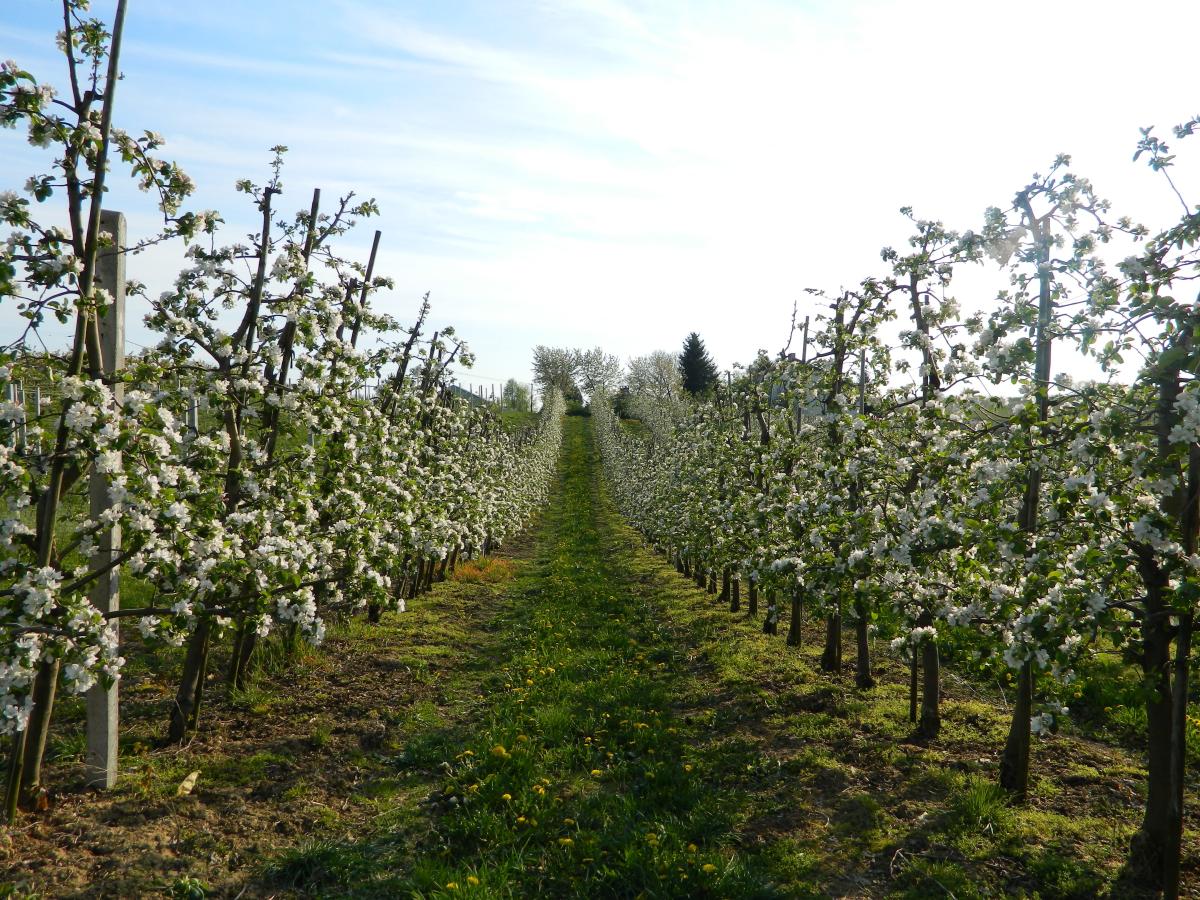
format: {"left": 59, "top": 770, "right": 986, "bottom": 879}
{"left": 268, "top": 416, "right": 787, "bottom": 897}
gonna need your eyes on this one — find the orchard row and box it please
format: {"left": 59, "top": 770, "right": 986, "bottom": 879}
{"left": 0, "top": 2, "right": 563, "bottom": 824}
{"left": 594, "top": 143, "right": 1200, "bottom": 895}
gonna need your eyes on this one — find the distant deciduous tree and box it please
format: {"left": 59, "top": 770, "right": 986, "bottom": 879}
{"left": 502, "top": 378, "right": 530, "bottom": 410}
{"left": 678, "top": 333, "right": 719, "bottom": 395}
{"left": 576, "top": 347, "right": 623, "bottom": 399}
{"left": 532, "top": 346, "right": 581, "bottom": 402}
{"left": 627, "top": 351, "right": 682, "bottom": 403}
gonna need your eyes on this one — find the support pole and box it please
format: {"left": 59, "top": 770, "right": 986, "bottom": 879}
{"left": 85, "top": 210, "right": 125, "bottom": 790}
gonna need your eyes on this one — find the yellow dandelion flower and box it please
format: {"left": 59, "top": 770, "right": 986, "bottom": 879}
{"left": 687, "top": 844, "right": 698, "bottom": 853}
{"left": 467, "top": 876, "right": 480, "bottom": 886}
{"left": 501, "top": 793, "right": 512, "bottom": 801}
{"left": 446, "top": 882, "right": 459, "bottom": 890}
{"left": 563, "top": 818, "right": 576, "bottom": 825}
{"left": 702, "top": 863, "right": 716, "bottom": 874}
{"left": 490, "top": 745, "right": 509, "bottom": 759}
{"left": 558, "top": 837, "right": 574, "bottom": 846}
{"left": 590, "top": 769, "right": 602, "bottom": 776}
{"left": 684, "top": 764, "right": 693, "bottom": 772}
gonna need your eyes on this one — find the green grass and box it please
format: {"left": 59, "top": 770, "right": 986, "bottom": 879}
{"left": 257, "top": 417, "right": 1181, "bottom": 898}
{"left": 262, "top": 417, "right": 786, "bottom": 897}
{"left": 498, "top": 409, "right": 538, "bottom": 430}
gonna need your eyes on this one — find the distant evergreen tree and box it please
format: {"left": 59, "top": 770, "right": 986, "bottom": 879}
{"left": 678, "top": 332, "right": 719, "bottom": 395}
{"left": 612, "top": 385, "right": 635, "bottom": 419}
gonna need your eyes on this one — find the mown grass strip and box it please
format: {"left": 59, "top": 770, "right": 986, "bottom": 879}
{"left": 264, "top": 418, "right": 784, "bottom": 898}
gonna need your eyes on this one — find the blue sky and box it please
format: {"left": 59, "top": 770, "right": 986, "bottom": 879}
{"left": 4, "top": 0, "right": 1200, "bottom": 390}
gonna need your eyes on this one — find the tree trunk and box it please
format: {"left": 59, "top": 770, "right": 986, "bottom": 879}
{"left": 230, "top": 624, "right": 257, "bottom": 692}
{"left": 909, "top": 652, "right": 919, "bottom": 723}
{"left": 999, "top": 659, "right": 1033, "bottom": 799}
{"left": 763, "top": 589, "right": 777, "bottom": 635}
{"left": 18, "top": 659, "right": 59, "bottom": 805}
{"left": 748, "top": 580, "right": 758, "bottom": 616}
{"left": 786, "top": 586, "right": 802, "bottom": 647}
{"left": 730, "top": 576, "right": 740, "bottom": 613}
{"left": 4, "top": 731, "right": 26, "bottom": 823}
{"left": 1164, "top": 612, "right": 1192, "bottom": 897}
{"left": 820, "top": 604, "right": 841, "bottom": 672}
{"left": 707, "top": 571, "right": 717, "bottom": 595}
{"left": 1130, "top": 598, "right": 1174, "bottom": 888}
{"left": 170, "top": 618, "right": 213, "bottom": 743}
{"left": 1162, "top": 438, "right": 1200, "bottom": 897}
{"left": 854, "top": 594, "right": 873, "bottom": 689}
{"left": 719, "top": 568, "right": 731, "bottom": 603}
{"left": 435, "top": 556, "right": 449, "bottom": 583}
{"left": 918, "top": 619, "right": 940, "bottom": 739}
{"left": 188, "top": 636, "right": 210, "bottom": 733}
{"left": 284, "top": 622, "right": 300, "bottom": 654}
{"left": 228, "top": 620, "right": 246, "bottom": 685}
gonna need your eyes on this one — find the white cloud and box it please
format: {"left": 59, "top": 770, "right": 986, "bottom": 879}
{"left": 5, "top": 0, "right": 1200, "bottom": 388}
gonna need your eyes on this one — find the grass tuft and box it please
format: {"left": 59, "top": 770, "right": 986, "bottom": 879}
{"left": 454, "top": 557, "right": 517, "bottom": 583}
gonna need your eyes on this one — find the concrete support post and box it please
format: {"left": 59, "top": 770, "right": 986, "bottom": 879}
{"left": 85, "top": 210, "right": 125, "bottom": 789}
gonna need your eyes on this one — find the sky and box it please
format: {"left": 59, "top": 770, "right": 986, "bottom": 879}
{"left": 4, "top": 0, "right": 1200, "bottom": 392}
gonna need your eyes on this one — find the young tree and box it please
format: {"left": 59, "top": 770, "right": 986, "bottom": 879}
{"left": 0, "top": 0, "right": 200, "bottom": 816}
{"left": 502, "top": 378, "right": 530, "bottom": 411}
{"left": 678, "top": 333, "right": 719, "bottom": 395}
